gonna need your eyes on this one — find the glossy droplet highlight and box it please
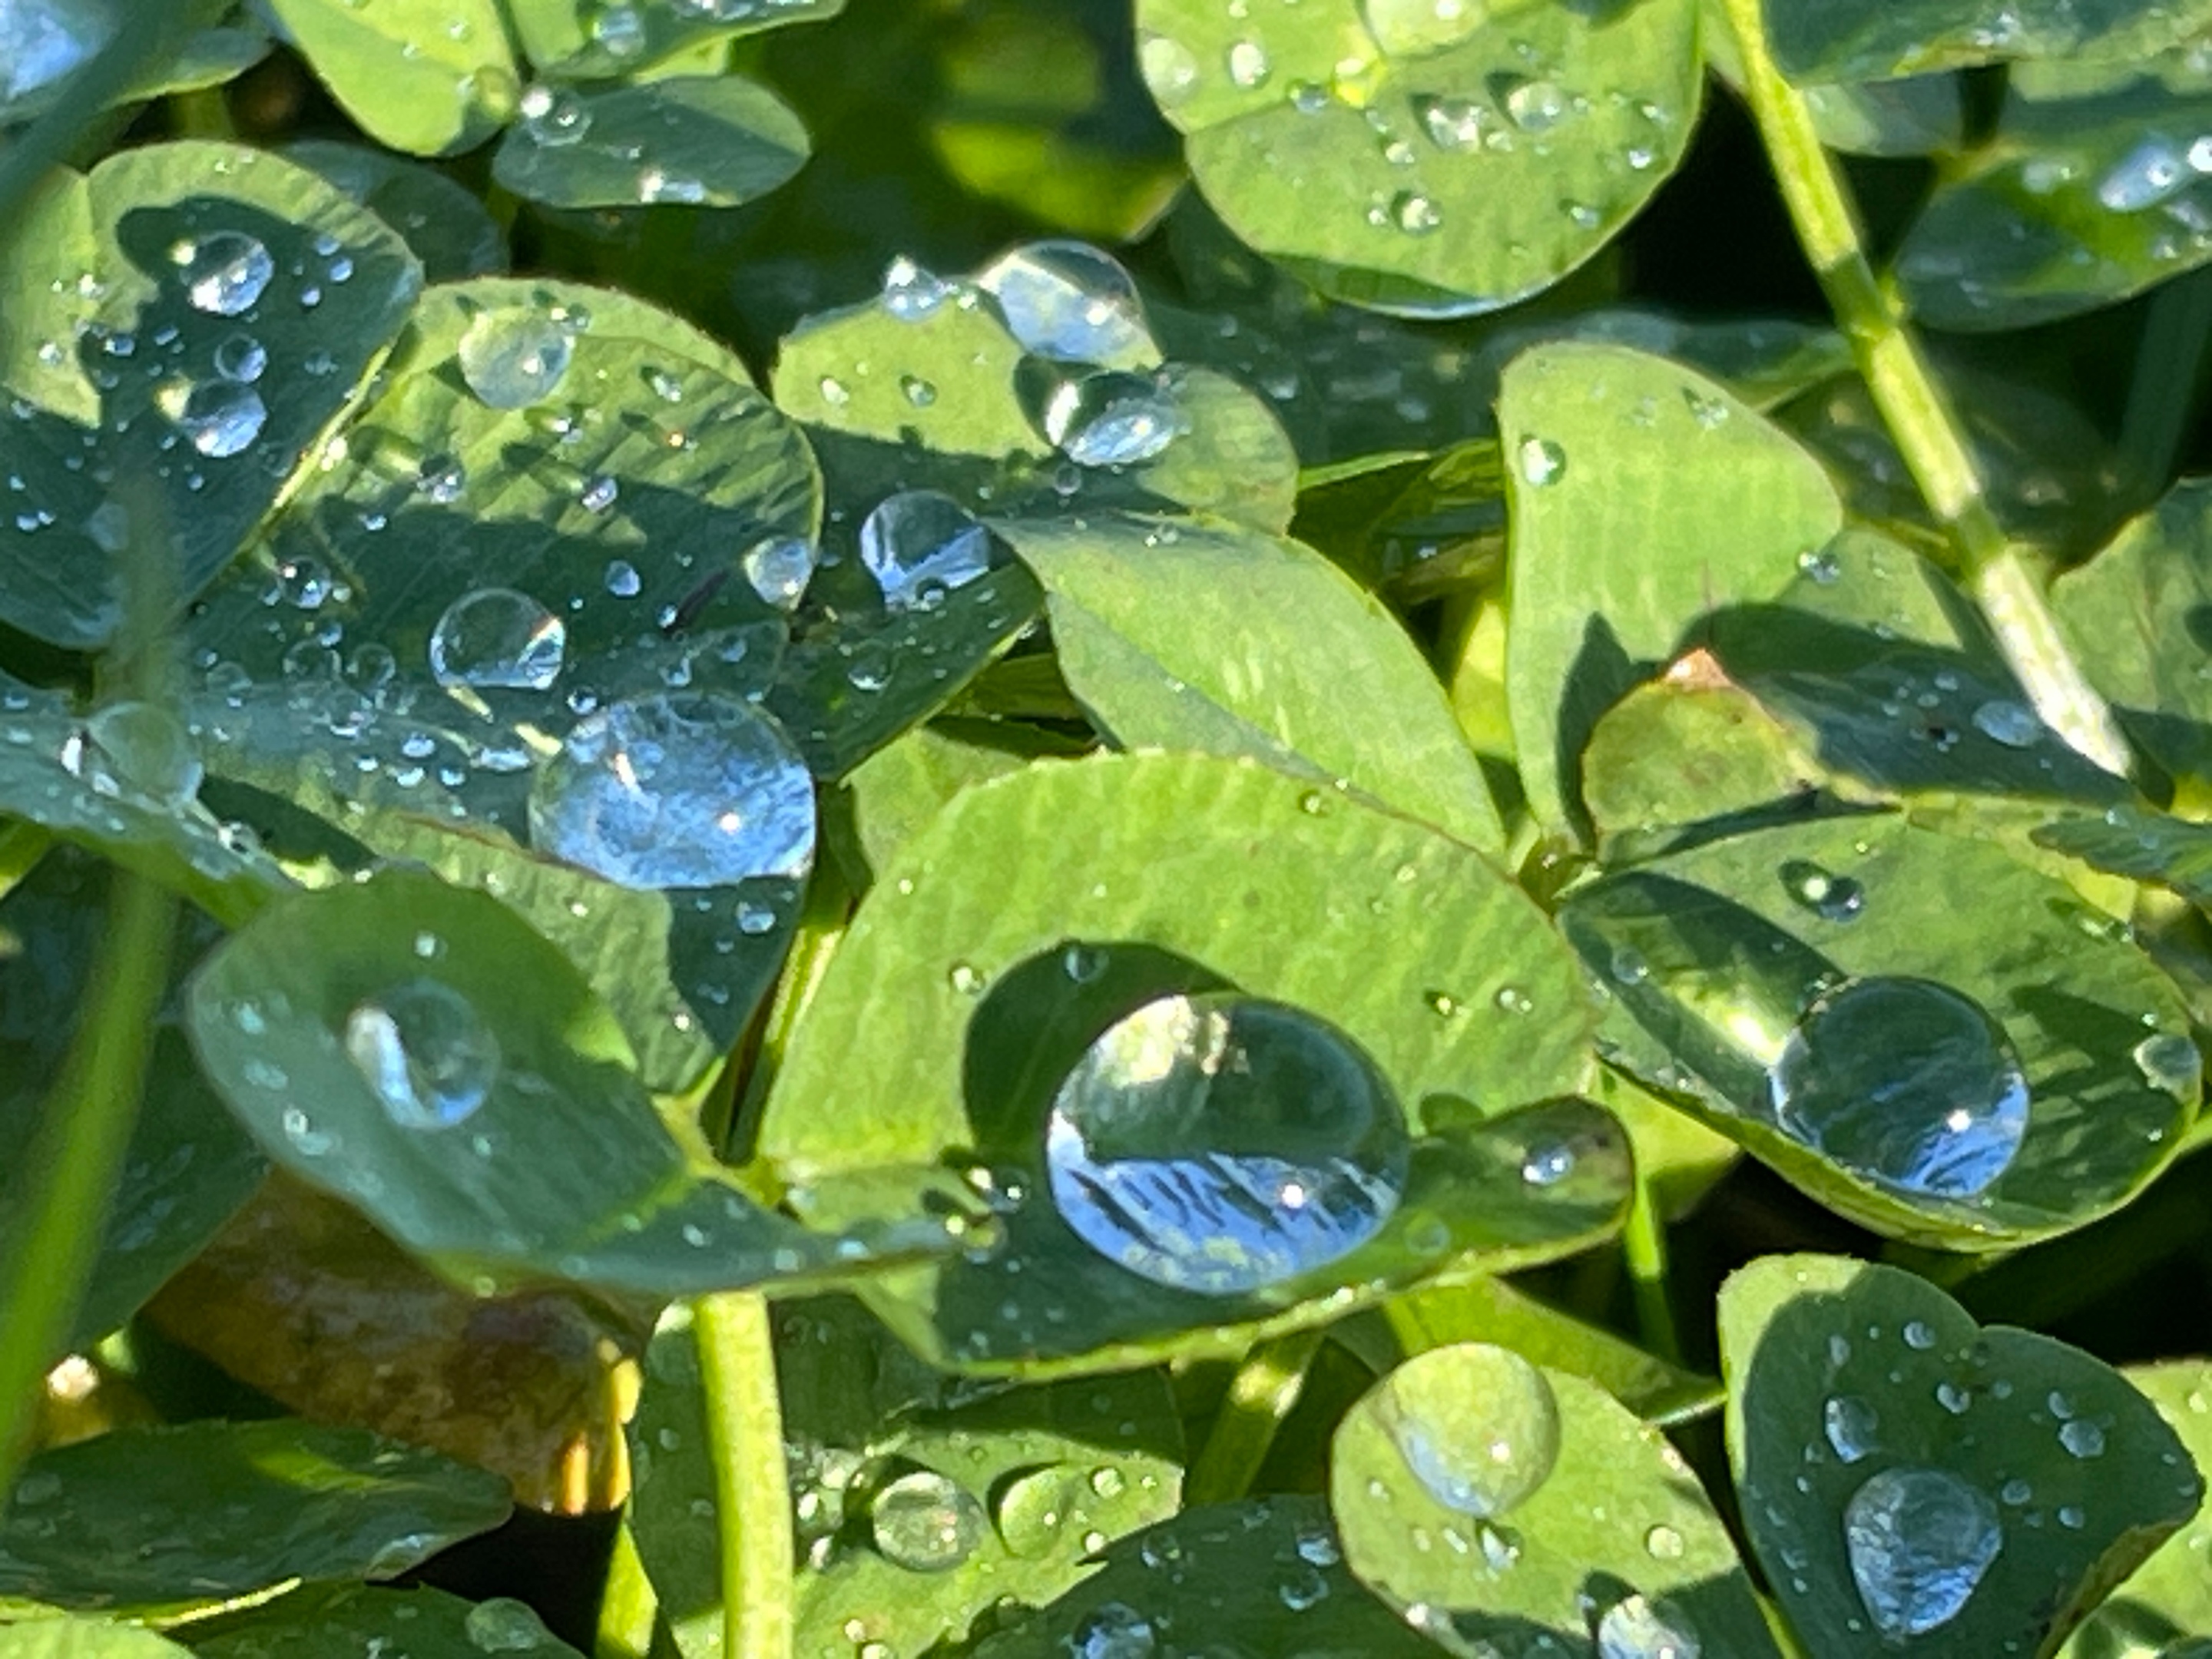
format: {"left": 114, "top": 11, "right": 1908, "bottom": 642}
{"left": 1766, "top": 976, "right": 2028, "bottom": 1199}
{"left": 1596, "top": 1594, "right": 1700, "bottom": 1659}
{"left": 869, "top": 1470, "right": 984, "bottom": 1572}
{"left": 1844, "top": 1465, "right": 2002, "bottom": 1638}
{"left": 1823, "top": 1395, "right": 1879, "bottom": 1463}
{"left": 343, "top": 978, "right": 501, "bottom": 1131}
{"left": 159, "top": 377, "right": 267, "bottom": 459}
{"left": 859, "top": 490, "right": 993, "bottom": 611}
{"left": 174, "top": 230, "right": 273, "bottom": 316}
{"left": 1376, "top": 1344, "right": 1561, "bottom": 1519}
{"left": 528, "top": 692, "right": 816, "bottom": 889}
{"left": 1044, "top": 370, "right": 1187, "bottom": 467}
{"left": 1068, "top": 1602, "right": 1156, "bottom": 1659}
{"left": 430, "top": 588, "right": 566, "bottom": 691}
{"left": 742, "top": 535, "right": 816, "bottom": 610}
{"left": 976, "top": 240, "right": 1157, "bottom": 367}
{"left": 1516, "top": 435, "right": 1565, "bottom": 486}
{"left": 1781, "top": 859, "right": 1864, "bottom": 922}
{"left": 1045, "top": 993, "right": 1409, "bottom": 1295}
{"left": 458, "top": 310, "right": 574, "bottom": 409}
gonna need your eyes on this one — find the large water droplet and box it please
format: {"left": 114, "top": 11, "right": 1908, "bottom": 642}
{"left": 2098, "top": 138, "right": 2190, "bottom": 212}
{"left": 859, "top": 490, "right": 993, "bottom": 611}
{"left": 976, "top": 240, "right": 1157, "bottom": 367}
{"left": 1766, "top": 977, "right": 2028, "bottom": 1199}
{"left": 158, "top": 377, "right": 267, "bottom": 458}
{"left": 741, "top": 535, "right": 816, "bottom": 610}
{"left": 991, "top": 1464, "right": 1078, "bottom": 1558}
{"left": 1068, "top": 1603, "right": 1156, "bottom": 1659}
{"left": 174, "top": 230, "right": 273, "bottom": 316}
{"left": 1823, "top": 1395, "right": 1879, "bottom": 1463}
{"left": 1502, "top": 77, "right": 1571, "bottom": 132}
{"left": 1843, "top": 1465, "right": 2002, "bottom": 1638}
{"left": 869, "top": 1469, "right": 984, "bottom": 1572}
{"left": 343, "top": 978, "right": 502, "bottom": 1131}
{"left": 529, "top": 692, "right": 816, "bottom": 888}
{"left": 430, "top": 588, "right": 567, "bottom": 692}
{"left": 1360, "top": 0, "right": 1486, "bottom": 55}
{"left": 1226, "top": 38, "right": 1271, "bottom": 87}
{"left": 0, "top": 0, "right": 114, "bottom": 111}
{"left": 1044, "top": 370, "right": 1187, "bottom": 467}
{"left": 458, "top": 310, "right": 574, "bottom": 409}
{"left": 1044, "top": 993, "right": 1409, "bottom": 1294}
{"left": 1596, "top": 1594, "right": 1700, "bottom": 1659}
{"left": 882, "top": 254, "right": 952, "bottom": 320}
{"left": 1375, "top": 1344, "right": 1561, "bottom": 1518}
{"left": 73, "top": 700, "right": 202, "bottom": 804}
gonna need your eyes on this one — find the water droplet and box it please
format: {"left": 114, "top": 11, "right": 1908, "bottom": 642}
{"left": 430, "top": 588, "right": 566, "bottom": 692}
{"left": 1644, "top": 1523, "right": 1684, "bottom": 1560}
{"left": 1068, "top": 1602, "right": 1155, "bottom": 1659}
{"left": 158, "top": 376, "right": 266, "bottom": 458}
{"left": 458, "top": 310, "right": 573, "bottom": 409}
{"left": 882, "top": 254, "right": 952, "bottom": 320}
{"left": 1389, "top": 190, "right": 1441, "bottom": 235}
{"left": 173, "top": 230, "right": 273, "bottom": 316}
{"left": 1518, "top": 1140, "right": 1575, "bottom": 1185}
{"left": 976, "top": 240, "right": 1156, "bottom": 367}
{"left": 2131, "top": 1031, "right": 2200, "bottom": 1099}
{"left": 1044, "top": 370, "right": 1187, "bottom": 467}
{"left": 1503, "top": 78, "right": 1569, "bottom": 132}
{"left": 1515, "top": 435, "right": 1565, "bottom": 486}
{"left": 465, "top": 1597, "right": 551, "bottom": 1651}
{"left": 2099, "top": 138, "right": 2190, "bottom": 212}
{"left": 1970, "top": 699, "right": 2040, "bottom": 748}
{"left": 1823, "top": 1395, "right": 1879, "bottom": 1463}
{"left": 869, "top": 1469, "right": 984, "bottom": 1572}
{"left": 1227, "top": 38, "right": 1270, "bottom": 88}
{"left": 1137, "top": 32, "right": 1200, "bottom": 108}
{"left": 1375, "top": 1352, "right": 1558, "bottom": 1537}
{"left": 1413, "top": 93, "right": 1489, "bottom": 150}
{"left": 1843, "top": 1465, "right": 2002, "bottom": 1637}
{"left": 0, "top": 0, "right": 114, "bottom": 110}
{"left": 343, "top": 978, "right": 502, "bottom": 1131}
{"left": 518, "top": 82, "right": 591, "bottom": 146}
{"left": 592, "top": 2, "right": 647, "bottom": 58}
{"left": 75, "top": 701, "right": 202, "bottom": 804}
{"left": 1781, "top": 860, "right": 1865, "bottom": 922}
{"left": 212, "top": 332, "right": 267, "bottom": 384}
{"left": 1596, "top": 1594, "right": 1700, "bottom": 1659}
{"left": 741, "top": 535, "right": 816, "bottom": 610}
{"left": 529, "top": 692, "right": 816, "bottom": 888}
{"left": 859, "top": 490, "right": 993, "bottom": 611}
{"left": 417, "top": 453, "right": 467, "bottom": 502}
{"left": 1045, "top": 993, "right": 1409, "bottom": 1294}
{"left": 2058, "top": 1419, "right": 2105, "bottom": 1459}
{"left": 1766, "top": 977, "right": 2028, "bottom": 1199}
{"left": 579, "top": 474, "right": 619, "bottom": 512}
{"left": 604, "top": 559, "right": 642, "bottom": 598}
{"left": 992, "top": 1464, "right": 1077, "bottom": 1557}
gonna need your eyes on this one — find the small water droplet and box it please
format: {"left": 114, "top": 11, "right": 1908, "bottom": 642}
{"left": 1644, "top": 1523, "right": 1684, "bottom": 1560}
{"left": 604, "top": 559, "right": 642, "bottom": 598}
{"left": 1781, "top": 859, "right": 1865, "bottom": 922}
{"left": 465, "top": 1597, "right": 552, "bottom": 1651}
{"left": 1970, "top": 699, "right": 2041, "bottom": 748}
{"left": 1227, "top": 38, "right": 1271, "bottom": 88}
{"left": 1389, "top": 190, "right": 1441, "bottom": 235}
{"left": 518, "top": 81, "right": 591, "bottom": 146}
{"left": 430, "top": 588, "right": 566, "bottom": 692}
{"left": 579, "top": 474, "right": 619, "bottom": 512}
{"left": 882, "top": 254, "right": 952, "bottom": 320}
{"left": 1503, "top": 77, "right": 1569, "bottom": 132}
{"left": 2132, "top": 1031, "right": 2200, "bottom": 1099}
{"left": 1515, "top": 435, "right": 1565, "bottom": 486}
{"left": 1824, "top": 1395, "right": 1879, "bottom": 1463}
{"left": 174, "top": 230, "right": 273, "bottom": 316}
{"left": 2058, "top": 1419, "right": 2105, "bottom": 1459}
{"left": 869, "top": 1469, "right": 984, "bottom": 1572}
{"left": 1902, "top": 1320, "right": 1936, "bottom": 1350}
{"left": 1068, "top": 1602, "right": 1155, "bottom": 1659}
{"left": 343, "top": 978, "right": 501, "bottom": 1131}
{"left": 1843, "top": 1465, "right": 2002, "bottom": 1637}
{"left": 212, "top": 332, "right": 267, "bottom": 384}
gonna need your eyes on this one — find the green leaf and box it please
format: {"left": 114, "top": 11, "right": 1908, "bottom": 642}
{"left": 0, "top": 142, "right": 422, "bottom": 649}
{"left": 0, "top": 1621, "right": 190, "bottom": 1657}
{"left": 266, "top": 0, "right": 518, "bottom": 155}
{"left": 1135, "top": 0, "right": 1702, "bottom": 314}
{"left": 1558, "top": 813, "right": 2199, "bottom": 1247}
{"left": 1500, "top": 341, "right": 1844, "bottom": 836}
{"left": 965, "top": 1496, "right": 1439, "bottom": 1659}
{"left": 184, "top": 866, "right": 945, "bottom": 1296}
{"left": 283, "top": 141, "right": 508, "bottom": 283}
{"left": 760, "top": 751, "right": 1618, "bottom": 1372}
{"left": 492, "top": 77, "right": 810, "bottom": 210}
{"left": 2035, "top": 804, "right": 2212, "bottom": 910}
{"left": 506, "top": 0, "right": 843, "bottom": 80}
{"left": 833, "top": 719, "right": 1084, "bottom": 887}
{"left": 1719, "top": 1255, "right": 2204, "bottom": 1658}
{"left": 2063, "top": 1363, "right": 2212, "bottom": 1657}
{"left": 1333, "top": 1342, "right": 1780, "bottom": 1656}
{"left": 191, "top": 1587, "right": 583, "bottom": 1659}
{"left": 997, "top": 512, "right": 1504, "bottom": 853}
{"left": 122, "top": 23, "right": 273, "bottom": 105}
{"left": 1894, "top": 53, "right": 2212, "bottom": 331}
{"left": 0, "top": 849, "right": 267, "bottom": 1349}
{"left": 1379, "top": 1276, "right": 1726, "bottom": 1426}
{"left": 0, "top": 1419, "right": 510, "bottom": 1618}
{"left": 2052, "top": 478, "right": 2212, "bottom": 790}
{"left": 1760, "top": 0, "right": 2212, "bottom": 84}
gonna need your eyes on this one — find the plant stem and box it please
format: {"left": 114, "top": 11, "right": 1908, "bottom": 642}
{"left": 694, "top": 1291, "right": 791, "bottom": 1659}
{"left": 1621, "top": 1174, "right": 1681, "bottom": 1366}
{"left": 594, "top": 1525, "right": 662, "bottom": 1659}
{"left": 1718, "top": 0, "right": 2132, "bottom": 777}
{"left": 0, "top": 869, "right": 174, "bottom": 1492}
{"left": 1184, "top": 1327, "right": 1323, "bottom": 1506}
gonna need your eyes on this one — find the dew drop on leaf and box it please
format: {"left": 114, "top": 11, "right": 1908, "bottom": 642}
{"left": 429, "top": 588, "right": 567, "bottom": 692}
{"left": 1044, "top": 370, "right": 1187, "bottom": 467}
{"left": 458, "top": 310, "right": 574, "bottom": 409}
{"left": 1823, "top": 1394, "right": 1879, "bottom": 1463}
{"left": 1044, "top": 993, "right": 1409, "bottom": 1294}
{"left": 975, "top": 240, "right": 1156, "bottom": 366}
{"left": 1843, "top": 1465, "right": 2002, "bottom": 1638}
{"left": 882, "top": 254, "right": 951, "bottom": 320}
{"left": 2058, "top": 1419, "right": 2105, "bottom": 1459}
{"left": 1068, "top": 1602, "right": 1156, "bottom": 1659}
{"left": 1595, "top": 1593, "right": 1700, "bottom": 1659}
{"left": 1765, "top": 976, "right": 2028, "bottom": 1199}
{"left": 528, "top": 692, "right": 816, "bottom": 888}
{"left": 74, "top": 700, "right": 203, "bottom": 805}
{"left": 158, "top": 377, "right": 267, "bottom": 458}
{"left": 1375, "top": 1344, "right": 1561, "bottom": 1519}
{"left": 343, "top": 977, "right": 502, "bottom": 1131}
{"left": 859, "top": 490, "right": 993, "bottom": 611}
{"left": 1515, "top": 435, "right": 1565, "bottom": 486}
{"left": 173, "top": 230, "right": 273, "bottom": 316}
{"left": 1969, "top": 699, "right": 2041, "bottom": 748}
{"left": 212, "top": 332, "right": 267, "bottom": 384}
{"left": 1780, "top": 859, "right": 1864, "bottom": 922}
{"left": 869, "top": 1469, "right": 985, "bottom": 1572}
{"left": 2131, "top": 1031, "right": 2200, "bottom": 1100}
{"left": 742, "top": 535, "right": 816, "bottom": 610}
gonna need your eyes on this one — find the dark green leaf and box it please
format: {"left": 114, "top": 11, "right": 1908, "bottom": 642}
{"left": 2035, "top": 804, "right": 2212, "bottom": 909}
{"left": 283, "top": 141, "right": 508, "bottom": 283}
{"left": 1720, "top": 1255, "right": 2204, "bottom": 1658}
{"left": 192, "top": 1586, "right": 583, "bottom": 1659}
{"left": 1761, "top": 0, "right": 2212, "bottom": 84}
{"left": 492, "top": 77, "right": 810, "bottom": 210}
{"left": 506, "top": 0, "right": 843, "bottom": 80}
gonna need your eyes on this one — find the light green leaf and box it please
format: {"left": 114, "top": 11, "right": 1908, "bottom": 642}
{"left": 1720, "top": 1256, "right": 2204, "bottom": 1659}
{"left": 832, "top": 718, "right": 1086, "bottom": 888}
{"left": 0, "top": 1620, "right": 191, "bottom": 1657}
{"left": 1761, "top": 0, "right": 2212, "bottom": 84}
{"left": 0, "top": 1419, "right": 510, "bottom": 1618}
{"left": 506, "top": 0, "right": 843, "bottom": 79}
{"left": 1500, "top": 341, "right": 1844, "bottom": 836}
{"left": 998, "top": 512, "right": 1504, "bottom": 853}
{"left": 267, "top": 0, "right": 518, "bottom": 155}
{"left": 2063, "top": 1363, "right": 2212, "bottom": 1657}
{"left": 1136, "top": 0, "right": 1702, "bottom": 314}
{"left": 0, "top": 143, "right": 421, "bottom": 650}
{"left": 492, "top": 77, "right": 810, "bottom": 210}
{"left": 1560, "top": 813, "right": 2200, "bottom": 1248}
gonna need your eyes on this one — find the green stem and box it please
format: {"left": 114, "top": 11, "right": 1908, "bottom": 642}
{"left": 594, "top": 1525, "right": 663, "bottom": 1659}
{"left": 1621, "top": 1173, "right": 1681, "bottom": 1366}
{"left": 1719, "top": 0, "right": 2132, "bottom": 777}
{"left": 694, "top": 1292, "right": 791, "bottom": 1659}
{"left": 1184, "top": 1327, "right": 1323, "bottom": 1507}
{"left": 0, "top": 870, "right": 175, "bottom": 1491}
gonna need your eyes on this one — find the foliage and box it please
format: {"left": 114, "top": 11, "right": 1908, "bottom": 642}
{"left": 1, "top": 1, "right": 2211, "bottom": 1657}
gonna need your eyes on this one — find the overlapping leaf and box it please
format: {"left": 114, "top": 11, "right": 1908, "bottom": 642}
{"left": 492, "top": 78, "right": 810, "bottom": 210}
{"left": 265, "top": 0, "right": 516, "bottom": 155}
